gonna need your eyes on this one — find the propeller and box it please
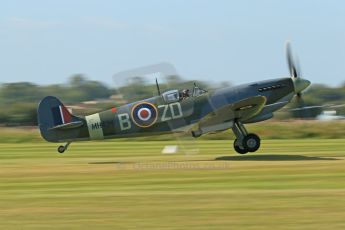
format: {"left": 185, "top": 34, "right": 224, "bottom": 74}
{"left": 286, "top": 42, "right": 310, "bottom": 95}
{"left": 286, "top": 42, "right": 311, "bottom": 118}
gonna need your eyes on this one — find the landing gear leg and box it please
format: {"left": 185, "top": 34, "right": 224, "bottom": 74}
{"left": 57, "top": 142, "right": 71, "bottom": 153}
{"left": 232, "top": 120, "right": 261, "bottom": 154}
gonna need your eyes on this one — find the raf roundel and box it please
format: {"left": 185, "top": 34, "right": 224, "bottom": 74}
{"left": 131, "top": 102, "right": 158, "bottom": 128}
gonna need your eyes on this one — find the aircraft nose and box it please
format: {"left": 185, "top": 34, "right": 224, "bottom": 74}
{"left": 293, "top": 78, "right": 311, "bottom": 93}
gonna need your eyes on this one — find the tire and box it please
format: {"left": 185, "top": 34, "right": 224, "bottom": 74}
{"left": 233, "top": 139, "right": 248, "bottom": 154}
{"left": 57, "top": 146, "right": 65, "bottom": 153}
{"left": 242, "top": 134, "right": 260, "bottom": 152}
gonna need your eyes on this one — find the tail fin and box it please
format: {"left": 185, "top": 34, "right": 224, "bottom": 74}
{"left": 37, "top": 96, "right": 84, "bottom": 142}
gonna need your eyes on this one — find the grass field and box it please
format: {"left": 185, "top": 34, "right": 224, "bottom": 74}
{"left": 0, "top": 139, "right": 345, "bottom": 229}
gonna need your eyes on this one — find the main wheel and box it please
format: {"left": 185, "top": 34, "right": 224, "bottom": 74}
{"left": 57, "top": 145, "right": 65, "bottom": 153}
{"left": 233, "top": 139, "right": 248, "bottom": 154}
{"left": 242, "top": 134, "right": 260, "bottom": 152}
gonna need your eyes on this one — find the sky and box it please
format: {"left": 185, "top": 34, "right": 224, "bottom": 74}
{"left": 0, "top": 0, "right": 344, "bottom": 87}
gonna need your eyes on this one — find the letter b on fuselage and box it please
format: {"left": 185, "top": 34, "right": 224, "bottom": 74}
{"left": 118, "top": 113, "right": 131, "bottom": 131}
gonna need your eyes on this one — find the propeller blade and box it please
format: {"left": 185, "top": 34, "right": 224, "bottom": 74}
{"left": 296, "top": 93, "right": 305, "bottom": 107}
{"left": 291, "top": 105, "right": 324, "bottom": 111}
{"left": 286, "top": 42, "right": 299, "bottom": 78}
{"left": 294, "top": 94, "right": 309, "bottom": 118}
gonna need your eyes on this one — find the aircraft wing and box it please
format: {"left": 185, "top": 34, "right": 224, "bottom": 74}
{"left": 194, "top": 96, "right": 267, "bottom": 133}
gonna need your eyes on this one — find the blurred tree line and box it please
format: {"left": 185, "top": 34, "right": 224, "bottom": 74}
{"left": 0, "top": 74, "right": 344, "bottom": 126}
{"left": 0, "top": 75, "right": 111, "bottom": 125}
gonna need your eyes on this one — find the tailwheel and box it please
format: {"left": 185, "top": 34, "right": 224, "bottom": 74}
{"left": 243, "top": 133, "right": 261, "bottom": 152}
{"left": 233, "top": 139, "right": 248, "bottom": 154}
{"left": 57, "top": 142, "right": 71, "bottom": 153}
{"left": 57, "top": 146, "right": 65, "bottom": 153}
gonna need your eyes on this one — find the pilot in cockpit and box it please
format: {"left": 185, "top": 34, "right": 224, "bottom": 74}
{"left": 180, "top": 89, "right": 190, "bottom": 100}
{"left": 179, "top": 84, "right": 207, "bottom": 101}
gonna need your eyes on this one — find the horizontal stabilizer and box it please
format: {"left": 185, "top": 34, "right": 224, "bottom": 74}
{"left": 49, "top": 121, "right": 84, "bottom": 130}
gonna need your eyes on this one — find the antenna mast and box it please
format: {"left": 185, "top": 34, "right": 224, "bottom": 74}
{"left": 155, "top": 78, "right": 161, "bottom": 96}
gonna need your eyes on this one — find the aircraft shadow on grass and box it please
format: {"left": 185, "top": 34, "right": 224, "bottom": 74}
{"left": 215, "top": 154, "right": 339, "bottom": 161}
{"left": 89, "top": 154, "right": 339, "bottom": 165}
{"left": 89, "top": 161, "right": 125, "bottom": 164}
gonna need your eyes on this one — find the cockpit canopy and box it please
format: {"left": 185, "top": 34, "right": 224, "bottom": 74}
{"left": 192, "top": 86, "right": 207, "bottom": 97}
{"left": 162, "top": 90, "right": 180, "bottom": 103}
{"left": 162, "top": 85, "right": 208, "bottom": 104}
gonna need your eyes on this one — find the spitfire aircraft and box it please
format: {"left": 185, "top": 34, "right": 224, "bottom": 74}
{"left": 37, "top": 43, "right": 310, "bottom": 154}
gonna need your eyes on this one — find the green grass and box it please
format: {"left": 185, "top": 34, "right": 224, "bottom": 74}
{"left": 0, "top": 139, "right": 345, "bottom": 229}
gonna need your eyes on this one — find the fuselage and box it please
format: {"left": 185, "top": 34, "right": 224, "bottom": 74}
{"left": 54, "top": 77, "right": 295, "bottom": 143}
